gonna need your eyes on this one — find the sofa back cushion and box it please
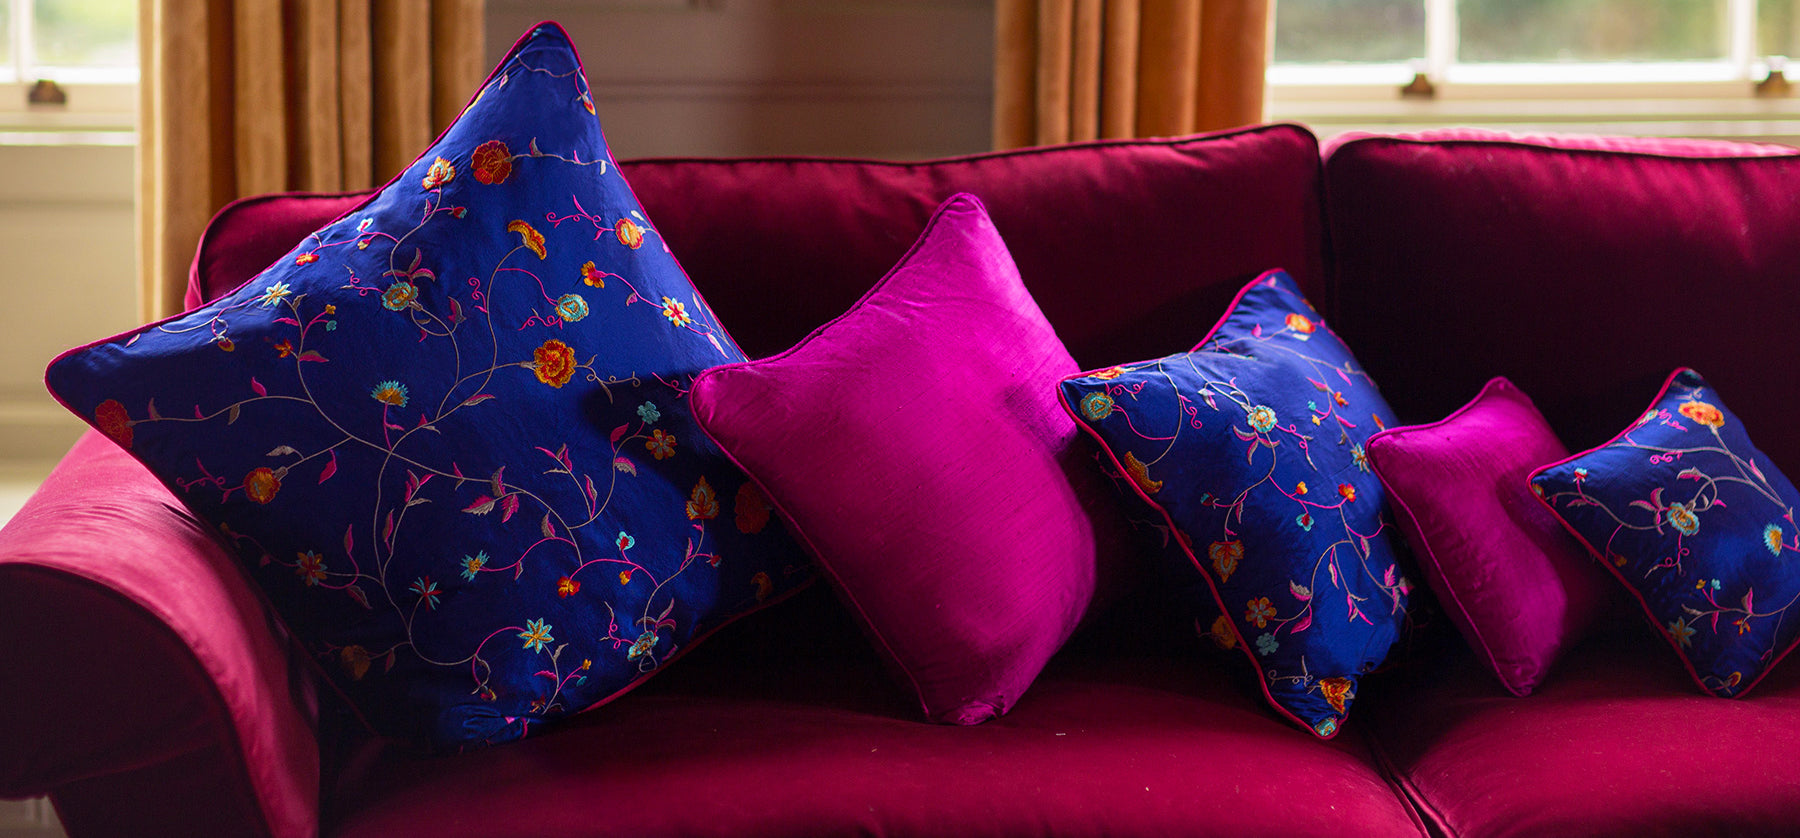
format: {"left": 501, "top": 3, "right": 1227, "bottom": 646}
{"left": 191, "top": 124, "right": 1326, "bottom": 370}
{"left": 1324, "top": 130, "right": 1800, "bottom": 472}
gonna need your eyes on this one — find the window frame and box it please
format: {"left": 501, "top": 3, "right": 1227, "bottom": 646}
{"left": 0, "top": 0, "right": 137, "bottom": 144}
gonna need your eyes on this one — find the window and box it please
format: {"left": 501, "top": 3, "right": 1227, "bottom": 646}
{"left": 0, "top": 0, "right": 136, "bottom": 139}
{"left": 1267, "top": 0, "right": 1800, "bottom": 145}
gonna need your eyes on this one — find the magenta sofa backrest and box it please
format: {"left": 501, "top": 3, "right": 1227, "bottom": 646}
{"left": 1324, "top": 130, "right": 1800, "bottom": 471}
{"left": 189, "top": 123, "right": 1324, "bottom": 369}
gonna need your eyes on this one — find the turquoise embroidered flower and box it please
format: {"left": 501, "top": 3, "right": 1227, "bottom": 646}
{"left": 1766, "top": 524, "right": 1784, "bottom": 555}
{"left": 555, "top": 293, "right": 589, "bottom": 322}
{"left": 461, "top": 551, "right": 488, "bottom": 581}
{"left": 1295, "top": 511, "right": 1314, "bottom": 532}
{"left": 1080, "top": 391, "right": 1115, "bottom": 422}
{"left": 257, "top": 281, "right": 292, "bottom": 307}
{"left": 518, "top": 618, "right": 554, "bottom": 653}
{"left": 381, "top": 280, "right": 418, "bottom": 311}
{"left": 1350, "top": 443, "right": 1369, "bottom": 472}
{"left": 1669, "top": 617, "right": 1697, "bottom": 648}
{"left": 1255, "top": 633, "right": 1279, "bottom": 656}
{"left": 410, "top": 576, "right": 441, "bottom": 610}
{"left": 370, "top": 380, "right": 409, "bottom": 408}
{"left": 1666, "top": 501, "right": 1701, "bottom": 536}
{"left": 636, "top": 401, "right": 660, "bottom": 424}
{"left": 1246, "top": 404, "right": 1277, "bottom": 434}
{"left": 626, "top": 629, "right": 659, "bottom": 660}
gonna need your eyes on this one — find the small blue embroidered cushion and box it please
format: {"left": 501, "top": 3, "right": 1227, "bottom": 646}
{"left": 1530, "top": 368, "right": 1800, "bottom": 697}
{"left": 1059, "top": 270, "right": 1409, "bottom": 738}
{"left": 45, "top": 23, "right": 806, "bottom": 751}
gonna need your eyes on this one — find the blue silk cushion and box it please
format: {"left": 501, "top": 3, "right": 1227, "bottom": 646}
{"left": 1530, "top": 368, "right": 1800, "bottom": 697}
{"left": 45, "top": 23, "right": 806, "bottom": 751}
{"left": 1059, "top": 270, "right": 1410, "bottom": 737}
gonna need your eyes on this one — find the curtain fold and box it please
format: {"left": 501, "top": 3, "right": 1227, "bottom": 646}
{"left": 138, "top": 0, "right": 485, "bottom": 321}
{"left": 993, "top": 0, "right": 1269, "bottom": 150}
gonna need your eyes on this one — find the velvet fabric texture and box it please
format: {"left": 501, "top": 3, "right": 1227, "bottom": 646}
{"left": 1367, "top": 377, "right": 1609, "bottom": 696}
{"left": 1531, "top": 369, "right": 1800, "bottom": 697}
{"left": 1325, "top": 130, "right": 1800, "bottom": 471}
{"left": 46, "top": 23, "right": 806, "bottom": 751}
{"left": 689, "top": 193, "right": 1133, "bottom": 725}
{"left": 1060, "top": 270, "right": 1407, "bottom": 738}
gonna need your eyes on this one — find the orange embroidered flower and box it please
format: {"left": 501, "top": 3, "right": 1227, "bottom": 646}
{"left": 422, "top": 156, "right": 456, "bottom": 190}
{"left": 686, "top": 476, "right": 719, "bottom": 521}
{"left": 218, "top": 337, "right": 236, "bottom": 352}
{"left": 1245, "top": 596, "right": 1276, "bottom": 628}
{"left": 532, "top": 339, "right": 577, "bottom": 388}
{"left": 1679, "top": 400, "right": 1724, "bottom": 429}
{"left": 751, "top": 571, "right": 773, "bottom": 602}
{"left": 294, "top": 252, "right": 319, "bottom": 266}
{"left": 507, "top": 219, "right": 547, "bottom": 259}
{"left": 646, "top": 429, "right": 677, "bottom": 460}
{"left": 295, "top": 551, "right": 327, "bottom": 586}
{"left": 1318, "top": 676, "right": 1353, "bottom": 714}
{"left": 1093, "top": 367, "right": 1127, "bottom": 380}
{"left": 580, "top": 260, "right": 607, "bottom": 288}
{"left": 735, "top": 482, "right": 771, "bottom": 534}
{"left": 471, "top": 139, "right": 512, "bottom": 184}
{"left": 1338, "top": 483, "right": 1356, "bottom": 502}
{"left": 615, "top": 218, "right": 646, "bottom": 249}
{"left": 1206, "top": 614, "right": 1237, "bottom": 650}
{"left": 1123, "top": 450, "right": 1162, "bottom": 495}
{"left": 1285, "top": 312, "right": 1316, "bottom": 334}
{"left": 369, "top": 380, "right": 409, "bottom": 408}
{"left": 660, "top": 296, "right": 693, "bottom": 327}
{"left": 94, "top": 399, "right": 132, "bottom": 448}
{"left": 273, "top": 339, "right": 295, "bottom": 358}
{"left": 340, "top": 645, "right": 372, "bottom": 680}
{"left": 618, "top": 569, "right": 634, "bottom": 586}
{"left": 1208, "top": 540, "right": 1243, "bottom": 582}
{"left": 244, "top": 467, "right": 282, "bottom": 504}
{"left": 556, "top": 576, "right": 581, "bottom": 598}
{"left": 1295, "top": 481, "right": 1308, "bottom": 496}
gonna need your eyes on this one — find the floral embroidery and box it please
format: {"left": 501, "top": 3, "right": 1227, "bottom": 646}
{"left": 626, "top": 629, "right": 658, "bottom": 660}
{"left": 555, "top": 293, "right": 589, "bottom": 322}
{"left": 531, "top": 339, "right": 577, "bottom": 388}
{"left": 507, "top": 220, "right": 547, "bottom": 259}
{"left": 94, "top": 399, "right": 132, "bottom": 448}
{"left": 1679, "top": 399, "right": 1725, "bottom": 429}
{"left": 636, "top": 401, "right": 660, "bottom": 424}
{"left": 580, "top": 261, "right": 607, "bottom": 287}
{"left": 686, "top": 476, "right": 719, "bottom": 521}
{"left": 1123, "top": 450, "right": 1162, "bottom": 494}
{"left": 370, "top": 380, "right": 409, "bottom": 408}
{"left": 1668, "top": 617, "right": 1697, "bottom": 647}
{"left": 518, "top": 618, "right": 554, "bottom": 653}
{"left": 1205, "top": 614, "right": 1237, "bottom": 649}
{"left": 1256, "top": 632, "right": 1279, "bottom": 656}
{"left": 1767, "top": 524, "right": 1785, "bottom": 555}
{"left": 1080, "top": 391, "right": 1115, "bottom": 422}
{"left": 1666, "top": 501, "right": 1700, "bottom": 536}
{"left": 646, "top": 429, "right": 677, "bottom": 460}
{"left": 243, "top": 467, "right": 281, "bottom": 504}
{"left": 341, "top": 645, "right": 372, "bottom": 680}
{"left": 615, "top": 218, "right": 646, "bottom": 249}
{"left": 1351, "top": 443, "right": 1369, "bottom": 472}
{"left": 410, "top": 576, "right": 441, "bottom": 610}
{"left": 735, "top": 483, "right": 771, "bottom": 534}
{"left": 1209, "top": 540, "right": 1242, "bottom": 582}
{"left": 422, "top": 157, "right": 456, "bottom": 190}
{"left": 751, "top": 571, "right": 773, "bottom": 602}
{"left": 296, "top": 551, "right": 327, "bottom": 586}
{"left": 1317, "top": 677, "right": 1353, "bottom": 714}
{"left": 258, "top": 282, "right": 293, "bottom": 307}
{"left": 1338, "top": 483, "right": 1356, "bottom": 502}
{"left": 1246, "top": 404, "right": 1277, "bottom": 434}
{"left": 471, "top": 139, "right": 512, "bottom": 184}
{"left": 1284, "top": 313, "right": 1315, "bottom": 335}
{"left": 381, "top": 280, "right": 418, "bottom": 311}
{"left": 556, "top": 576, "right": 580, "bottom": 598}
{"left": 295, "top": 253, "right": 319, "bottom": 266}
{"left": 1245, "top": 596, "right": 1276, "bottom": 628}
{"left": 461, "top": 551, "right": 488, "bottom": 581}
{"left": 660, "top": 296, "right": 693, "bottom": 327}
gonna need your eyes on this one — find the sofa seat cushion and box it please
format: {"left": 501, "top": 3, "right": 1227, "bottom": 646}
{"left": 1363, "top": 633, "right": 1800, "bottom": 837}
{"left": 324, "top": 619, "right": 1426, "bottom": 837}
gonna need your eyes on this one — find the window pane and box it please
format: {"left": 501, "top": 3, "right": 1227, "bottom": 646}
{"left": 1460, "top": 0, "right": 1728, "bottom": 62}
{"left": 1274, "top": 0, "right": 1425, "bottom": 63}
{"left": 1762, "top": 0, "right": 1800, "bottom": 58}
{"left": 34, "top": 0, "right": 136, "bottom": 69}
{"left": 0, "top": 0, "right": 10, "bottom": 73}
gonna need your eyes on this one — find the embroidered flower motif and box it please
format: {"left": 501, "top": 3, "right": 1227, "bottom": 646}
{"left": 471, "top": 139, "right": 512, "bottom": 184}
{"left": 257, "top": 281, "right": 292, "bottom": 307}
{"left": 627, "top": 629, "right": 659, "bottom": 660}
{"left": 294, "top": 253, "right": 319, "bottom": 266}
{"left": 340, "top": 645, "right": 372, "bottom": 680}
{"left": 615, "top": 218, "right": 646, "bottom": 249}
{"left": 618, "top": 569, "right": 634, "bottom": 586}
{"left": 296, "top": 551, "right": 327, "bottom": 586}
{"left": 1209, "top": 540, "right": 1243, "bottom": 582}
{"left": 555, "top": 293, "right": 588, "bottom": 322}
{"left": 217, "top": 337, "right": 236, "bottom": 352}
{"left": 1080, "top": 391, "right": 1115, "bottom": 422}
{"left": 646, "top": 429, "right": 677, "bottom": 460}
{"left": 1245, "top": 596, "right": 1276, "bottom": 628}
{"left": 751, "top": 571, "right": 773, "bottom": 602}
{"left": 1205, "top": 615, "right": 1237, "bottom": 650}
{"left": 1246, "top": 404, "right": 1278, "bottom": 434}
{"left": 736, "top": 482, "right": 771, "bottom": 534}
{"left": 1284, "top": 312, "right": 1315, "bottom": 335}
{"left": 1255, "top": 633, "right": 1280, "bottom": 656}
{"left": 370, "top": 380, "right": 409, "bottom": 408}
{"left": 507, "top": 219, "right": 547, "bottom": 259}
{"left": 660, "top": 296, "right": 693, "bottom": 327}
{"left": 422, "top": 156, "right": 456, "bottom": 190}
{"left": 556, "top": 576, "right": 580, "bottom": 598}
{"left": 1296, "top": 481, "right": 1308, "bottom": 496}
{"left": 273, "top": 339, "right": 295, "bottom": 359}
{"left": 637, "top": 401, "right": 661, "bottom": 424}
{"left": 461, "top": 551, "right": 488, "bottom": 581}
{"left": 1351, "top": 444, "right": 1369, "bottom": 472}
{"left": 1766, "top": 524, "right": 1785, "bottom": 556}
{"left": 1666, "top": 501, "right": 1701, "bottom": 536}
{"left": 1318, "top": 677, "right": 1354, "bottom": 714}
{"left": 244, "top": 467, "right": 282, "bottom": 504}
{"left": 1295, "top": 511, "right": 1314, "bottom": 531}
{"left": 1679, "top": 400, "right": 1725, "bottom": 429}
{"left": 1093, "top": 367, "right": 1127, "bottom": 381}
{"left": 616, "top": 532, "right": 635, "bottom": 551}
{"left": 1669, "top": 617, "right": 1697, "bottom": 648}
{"left": 532, "top": 339, "right": 577, "bottom": 388}
{"left": 1123, "top": 450, "right": 1162, "bottom": 495}
{"left": 381, "top": 280, "right": 418, "bottom": 311}
{"left": 410, "top": 576, "right": 441, "bottom": 610}
{"left": 94, "top": 399, "right": 132, "bottom": 448}
{"left": 580, "top": 260, "right": 607, "bottom": 288}
{"left": 687, "top": 476, "right": 719, "bottom": 521}
{"left": 1338, "top": 483, "right": 1357, "bottom": 502}
{"left": 518, "top": 618, "right": 554, "bottom": 653}
{"left": 1314, "top": 718, "right": 1339, "bottom": 737}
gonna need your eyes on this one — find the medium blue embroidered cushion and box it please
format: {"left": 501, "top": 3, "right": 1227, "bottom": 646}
{"left": 1530, "top": 368, "right": 1800, "bottom": 697}
{"left": 46, "top": 23, "right": 807, "bottom": 751}
{"left": 1059, "top": 270, "right": 1409, "bottom": 737}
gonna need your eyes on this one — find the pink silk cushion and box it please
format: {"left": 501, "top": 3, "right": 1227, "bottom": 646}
{"left": 1367, "top": 377, "right": 1611, "bottom": 696}
{"left": 688, "top": 193, "right": 1134, "bottom": 724}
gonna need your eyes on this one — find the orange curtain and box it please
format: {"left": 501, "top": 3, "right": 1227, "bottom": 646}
{"left": 137, "top": 0, "right": 486, "bottom": 321}
{"left": 994, "top": 0, "right": 1270, "bottom": 149}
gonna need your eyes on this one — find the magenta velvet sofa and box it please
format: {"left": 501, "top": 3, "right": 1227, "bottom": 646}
{"left": 8, "top": 122, "right": 1800, "bottom": 837}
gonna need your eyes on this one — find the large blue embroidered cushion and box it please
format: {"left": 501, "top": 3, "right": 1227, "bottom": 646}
{"left": 45, "top": 23, "right": 806, "bottom": 751}
{"left": 1530, "top": 368, "right": 1800, "bottom": 697}
{"left": 1058, "top": 269, "right": 1409, "bottom": 737}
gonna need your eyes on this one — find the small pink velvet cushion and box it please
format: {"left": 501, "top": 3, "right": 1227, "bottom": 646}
{"left": 689, "top": 193, "right": 1130, "bottom": 724}
{"left": 1367, "top": 377, "right": 1609, "bottom": 696}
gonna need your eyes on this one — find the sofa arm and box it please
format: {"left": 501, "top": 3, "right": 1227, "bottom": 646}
{"left": 0, "top": 431, "right": 319, "bottom": 838}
